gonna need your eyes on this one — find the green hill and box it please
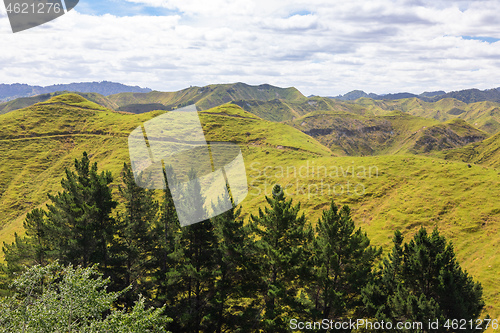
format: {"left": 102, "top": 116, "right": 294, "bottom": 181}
{"left": 286, "top": 110, "right": 487, "bottom": 156}
{"left": 0, "top": 94, "right": 500, "bottom": 319}
{"left": 340, "top": 97, "right": 500, "bottom": 134}
{"left": 0, "top": 83, "right": 304, "bottom": 116}
{"left": 409, "top": 119, "right": 488, "bottom": 154}
{"left": 5, "top": 85, "right": 500, "bottom": 140}
{"left": 439, "top": 131, "right": 500, "bottom": 168}
{"left": 109, "top": 82, "right": 305, "bottom": 112}
{"left": 0, "top": 91, "right": 118, "bottom": 115}
{"left": 230, "top": 96, "right": 357, "bottom": 122}
{"left": 0, "top": 94, "right": 329, "bottom": 245}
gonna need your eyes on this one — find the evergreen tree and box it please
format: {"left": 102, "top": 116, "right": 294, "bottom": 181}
{"left": 210, "top": 196, "right": 260, "bottom": 333}
{"left": 165, "top": 168, "right": 219, "bottom": 333}
{"left": 249, "top": 184, "right": 313, "bottom": 332}
{"left": 310, "top": 201, "right": 381, "bottom": 323}
{"left": 150, "top": 165, "right": 181, "bottom": 305}
{"left": 2, "top": 152, "right": 117, "bottom": 277}
{"left": 362, "top": 228, "right": 485, "bottom": 332}
{"left": 2, "top": 208, "right": 50, "bottom": 274}
{"left": 2, "top": 234, "right": 36, "bottom": 276}
{"left": 112, "top": 163, "right": 159, "bottom": 307}
{"left": 45, "top": 152, "right": 117, "bottom": 268}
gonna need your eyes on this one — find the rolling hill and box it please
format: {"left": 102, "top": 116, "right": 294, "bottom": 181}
{"left": 0, "top": 91, "right": 118, "bottom": 115}
{"left": 3, "top": 83, "right": 500, "bottom": 144}
{"left": 109, "top": 82, "right": 305, "bottom": 112}
{"left": 0, "top": 93, "right": 499, "bottom": 319}
{"left": 439, "top": 131, "right": 500, "bottom": 168}
{"left": 0, "top": 83, "right": 305, "bottom": 116}
{"left": 339, "top": 97, "right": 500, "bottom": 134}
{"left": 286, "top": 110, "right": 487, "bottom": 156}
{"left": 0, "top": 93, "right": 329, "bottom": 242}
{"left": 230, "top": 96, "right": 347, "bottom": 122}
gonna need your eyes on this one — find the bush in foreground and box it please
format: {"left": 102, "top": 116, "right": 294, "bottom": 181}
{"left": 0, "top": 261, "right": 171, "bottom": 333}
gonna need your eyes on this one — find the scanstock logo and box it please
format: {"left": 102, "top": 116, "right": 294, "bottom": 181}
{"left": 3, "top": 0, "right": 79, "bottom": 33}
{"left": 128, "top": 105, "right": 249, "bottom": 227}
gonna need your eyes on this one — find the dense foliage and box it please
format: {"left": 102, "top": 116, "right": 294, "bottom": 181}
{"left": 362, "top": 229, "right": 485, "bottom": 332}
{"left": 1, "top": 153, "right": 486, "bottom": 332}
{"left": 0, "top": 262, "right": 170, "bottom": 332}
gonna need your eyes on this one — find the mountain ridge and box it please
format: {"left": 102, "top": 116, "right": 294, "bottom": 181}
{"left": 332, "top": 87, "right": 500, "bottom": 103}
{"left": 109, "top": 82, "right": 305, "bottom": 112}
{"left": 0, "top": 81, "right": 151, "bottom": 102}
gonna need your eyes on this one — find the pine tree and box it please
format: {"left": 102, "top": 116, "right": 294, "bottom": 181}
{"left": 2, "top": 208, "right": 50, "bottom": 273}
{"left": 209, "top": 195, "right": 260, "bottom": 333}
{"left": 149, "top": 165, "right": 182, "bottom": 315}
{"left": 112, "top": 163, "right": 159, "bottom": 307}
{"left": 2, "top": 152, "right": 117, "bottom": 276}
{"left": 362, "top": 230, "right": 404, "bottom": 321}
{"left": 165, "top": 168, "right": 219, "bottom": 333}
{"left": 2, "top": 234, "right": 35, "bottom": 276}
{"left": 310, "top": 201, "right": 381, "bottom": 322}
{"left": 362, "top": 228, "right": 485, "bottom": 332}
{"left": 249, "top": 184, "right": 313, "bottom": 332}
{"left": 45, "top": 152, "right": 117, "bottom": 268}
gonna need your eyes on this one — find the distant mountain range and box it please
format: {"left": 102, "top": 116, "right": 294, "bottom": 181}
{"left": 0, "top": 81, "right": 152, "bottom": 102}
{"left": 3, "top": 81, "right": 500, "bottom": 105}
{"left": 331, "top": 90, "right": 446, "bottom": 101}
{"left": 332, "top": 87, "right": 500, "bottom": 104}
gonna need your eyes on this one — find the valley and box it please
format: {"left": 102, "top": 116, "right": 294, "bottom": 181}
{"left": 0, "top": 84, "right": 499, "bottom": 321}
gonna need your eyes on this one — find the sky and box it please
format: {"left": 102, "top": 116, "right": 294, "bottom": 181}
{"left": 1, "top": 0, "right": 500, "bottom": 96}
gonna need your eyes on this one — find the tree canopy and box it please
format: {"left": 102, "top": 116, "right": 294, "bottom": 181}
{"left": 0, "top": 153, "right": 487, "bottom": 332}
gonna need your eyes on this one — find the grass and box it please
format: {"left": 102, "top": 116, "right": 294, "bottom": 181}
{"left": 438, "top": 131, "right": 500, "bottom": 168}
{"left": 242, "top": 154, "right": 500, "bottom": 318}
{"left": 284, "top": 109, "right": 487, "bottom": 156}
{"left": 0, "top": 91, "right": 118, "bottom": 114}
{"left": 343, "top": 97, "right": 500, "bottom": 134}
{"left": 107, "top": 82, "right": 305, "bottom": 112}
{"left": 0, "top": 94, "right": 500, "bottom": 323}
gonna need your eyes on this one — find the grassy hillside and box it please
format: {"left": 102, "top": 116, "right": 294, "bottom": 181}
{"left": 234, "top": 95, "right": 500, "bottom": 139}
{"left": 0, "top": 95, "right": 329, "bottom": 243}
{"left": 286, "top": 110, "right": 487, "bottom": 156}
{"left": 1, "top": 94, "right": 500, "bottom": 320}
{"left": 5, "top": 85, "right": 500, "bottom": 140}
{"left": 242, "top": 154, "right": 500, "bottom": 320}
{"left": 0, "top": 94, "right": 165, "bottom": 234}
{"left": 409, "top": 119, "right": 488, "bottom": 154}
{"left": 230, "top": 96, "right": 350, "bottom": 122}
{"left": 0, "top": 91, "right": 118, "bottom": 114}
{"left": 108, "top": 82, "right": 305, "bottom": 112}
{"left": 439, "top": 131, "right": 500, "bottom": 168}
{"left": 341, "top": 97, "right": 500, "bottom": 134}
{"left": 0, "top": 82, "right": 304, "bottom": 116}
{"left": 236, "top": 95, "right": 500, "bottom": 137}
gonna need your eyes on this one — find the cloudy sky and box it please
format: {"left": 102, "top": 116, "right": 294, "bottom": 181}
{"left": 1, "top": 0, "right": 499, "bottom": 96}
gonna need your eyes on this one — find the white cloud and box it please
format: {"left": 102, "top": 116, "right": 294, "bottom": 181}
{"left": 1, "top": 0, "right": 500, "bottom": 96}
{"left": 259, "top": 14, "right": 320, "bottom": 31}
